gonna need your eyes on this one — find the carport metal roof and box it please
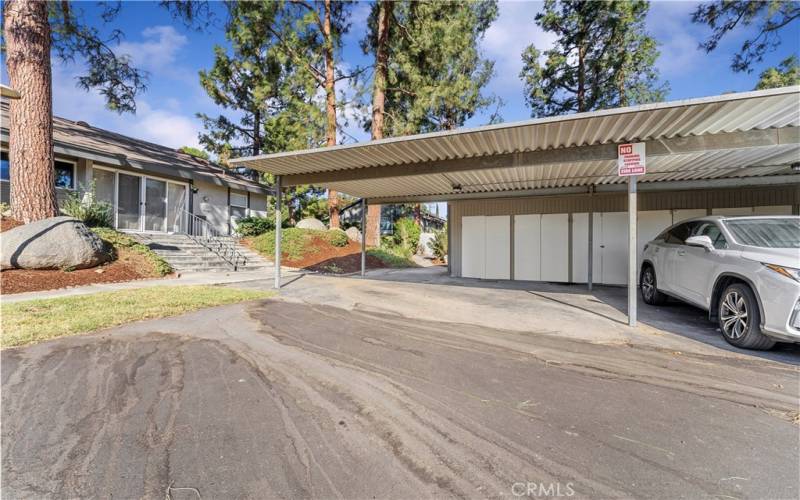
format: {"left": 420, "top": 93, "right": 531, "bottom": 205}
{"left": 231, "top": 86, "right": 800, "bottom": 203}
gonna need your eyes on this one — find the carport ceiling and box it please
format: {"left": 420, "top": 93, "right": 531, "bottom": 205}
{"left": 231, "top": 86, "right": 800, "bottom": 202}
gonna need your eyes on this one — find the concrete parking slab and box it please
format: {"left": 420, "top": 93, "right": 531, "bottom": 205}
{"left": 231, "top": 266, "right": 800, "bottom": 364}
{"left": 2, "top": 299, "right": 797, "bottom": 498}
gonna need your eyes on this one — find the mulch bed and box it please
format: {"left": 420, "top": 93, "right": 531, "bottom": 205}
{"left": 244, "top": 235, "right": 392, "bottom": 274}
{"left": 1, "top": 217, "right": 169, "bottom": 295}
{"left": 0, "top": 217, "right": 23, "bottom": 232}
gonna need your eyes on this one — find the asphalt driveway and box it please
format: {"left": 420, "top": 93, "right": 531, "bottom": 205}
{"left": 3, "top": 298, "right": 798, "bottom": 499}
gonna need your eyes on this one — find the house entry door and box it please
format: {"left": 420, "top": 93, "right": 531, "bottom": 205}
{"left": 144, "top": 178, "right": 167, "bottom": 232}
{"left": 117, "top": 173, "right": 142, "bottom": 230}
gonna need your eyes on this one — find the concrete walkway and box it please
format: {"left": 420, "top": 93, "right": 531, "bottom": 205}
{"left": 1, "top": 268, "right": 296, "bottom": 303}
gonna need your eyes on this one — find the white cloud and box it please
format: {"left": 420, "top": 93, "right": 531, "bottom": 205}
{"left": 52, "top": 64, "right": 202, "bottom": 150}
{"left": 646, "top": 1, "right": 707, "bottom": 78}
{"left": 482, "top": 1, "right": 555, "bottom": 91}
{"left": 116, "top": 25, "right": 189, "bottom": 72}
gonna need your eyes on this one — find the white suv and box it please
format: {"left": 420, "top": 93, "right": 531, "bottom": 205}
{"left": 640, "top": 216, "right": 800, "bottom": 350}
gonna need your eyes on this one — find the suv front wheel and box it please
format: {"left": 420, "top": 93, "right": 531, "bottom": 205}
{"left": 718, "top": 283, "right": 775, "bottom": 350}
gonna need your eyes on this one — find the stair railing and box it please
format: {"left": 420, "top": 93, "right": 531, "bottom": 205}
{"left": 178, "top": 209, "right": 247, "bottom": 270}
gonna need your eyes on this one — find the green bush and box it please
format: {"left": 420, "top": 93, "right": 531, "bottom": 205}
{"left": 367, "top": 248, "right": 417, "bottom": 268}
{"left": 325, "top": 228, "right": 349, "bottom": 247}
{"left": 61, "top": 182, "right": 113, "bottom": 227}
{"left": 427, "top": 227, "right": 448, "bottom": 260}
{"left": 91, "top": 227, "right": 172, "bottom": 276}
{"left": 235, "top": 216, "right": 274, "bottom": 236}
{"left": 250, "top": 228, "right": 318, "bottom": 261}
{"left": 392, "top": 218, "right": 421, "bottom": 255}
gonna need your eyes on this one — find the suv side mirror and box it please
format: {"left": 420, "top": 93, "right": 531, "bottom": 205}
{"left": 685, "top": 235, "right": 714, "bottom": 251}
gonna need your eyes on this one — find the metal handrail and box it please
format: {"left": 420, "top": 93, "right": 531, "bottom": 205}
{"left": 178, "top": 209, "right": 247, "bottom": 270}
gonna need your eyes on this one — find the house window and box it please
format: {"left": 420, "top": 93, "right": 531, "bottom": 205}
{"left": 1, "top": 152, "right": 9, "bottom": 181}
{"left": 54, "top": 160, "right": 75, "bottom": 189}
{"left": 230, "top": 192, "right": 248, "bottom": 222}
{"left": 1, "top": 153, "right": 74, "bottom": 188}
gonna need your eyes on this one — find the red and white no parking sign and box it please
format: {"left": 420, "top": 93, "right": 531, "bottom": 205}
{"left": 617, "top": 142, "right": 646, "bottom": 176}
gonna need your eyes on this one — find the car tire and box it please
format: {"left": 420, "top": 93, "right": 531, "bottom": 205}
{"left": 640, "top": 265, "right": 667, "bottom": 305}
{"left": 718, "top": 283, "right": 775, "bottom": 350}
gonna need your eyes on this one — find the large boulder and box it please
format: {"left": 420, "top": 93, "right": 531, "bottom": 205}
{"left": 296, "top": 217, "right": 327, "bottom": 231}
{"left": 1, "top": 216, "right": 109, "bottom": 270}
{"left": 345, "top": 226, "right": 361, "bottom": 242}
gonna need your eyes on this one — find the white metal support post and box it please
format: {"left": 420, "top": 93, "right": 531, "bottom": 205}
{"left": 360, "top": 198, "right": 367, "bottom": 277}
{"left": 627, "top": 175, "right": 637, "bottom": 327}
{"left": 274, "top": 175, "right": 282, "bottom": 290}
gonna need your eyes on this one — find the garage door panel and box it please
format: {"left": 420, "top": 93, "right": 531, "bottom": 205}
{"left": 673, "top": 209, "right": 706, "bottom": 224}
{"left": 638, "top": 211, "right": 672, "bottom": 272}
{"left": 514, "top": 214, "right": 541, "bottom": 281}
{"left": 485, "top": 216, "right": 510, "bottom": 280}
{"left": 462, "top": 216, "right": 485, "bottom": 279}
{"left": 541, "top": 213, "right": 569, "bottom": 282}
{"left": 601, "top": 212, "right": 628, "bottom": 285}
{"left": 712, "top": 207, "right": 753, "bottom": 216}
{"left": 753, "top": 205, "right": 793, "bottom": 215}
{"left": 571, "top": 213, "right": 588, "bottom": 283}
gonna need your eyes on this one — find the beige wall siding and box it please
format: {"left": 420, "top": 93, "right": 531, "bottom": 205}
{"left": 450, "top": 183, "right": 800, "bottom": 278}
{"left": 194, "top": 180, "right": 229, "bottom": 234}
{"left": 250, "top": 194, "right": 268, "bottom": 217}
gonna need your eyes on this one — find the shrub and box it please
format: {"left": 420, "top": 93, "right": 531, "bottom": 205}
{"left": 90, "top": 227, "right": 173, "bottom": 276}
{"left": 392, "top": 218, "right": 421, "bottom": 255}
{"left": 61, "top": 182, "right": 113, "bottom": 227}
{"left": 427, "top": 227, "right": 448, "bottom": 260}
{"left": 236, "top": 216, "right": 274, "bottom": 236}
{"left": 250, "top": 228, "right": 317, "bottom": 261}
{"left": 325, "top": 228, "right": 349, "bottom": 247}
{"left": 367, "top": 248, "right": 417, "bottom": 268}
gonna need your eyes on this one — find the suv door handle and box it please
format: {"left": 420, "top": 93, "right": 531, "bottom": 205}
{"left": 677, "top": 250, "right": 686, "bottom": 256}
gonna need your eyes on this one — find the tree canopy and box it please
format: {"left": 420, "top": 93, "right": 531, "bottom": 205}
{"left": 360, "top": 0, "right": 500, "bottom": 136}
{"left": 755, "top": 55, "right": 800, "bottom": 90}
{"left": 692, "top": 0, "right": 800, "bottom": 73}
{"left": 520, "top": 0, "right": 667, "bottom": 117}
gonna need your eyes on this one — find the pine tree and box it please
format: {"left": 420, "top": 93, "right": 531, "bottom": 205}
{"left": 520, "top": 0, "right": 668, "bottom": 117}
{"left": 360, "top": 0, "right": 499, "bottom": 243}
{"left": 3, "top": 1, "right": 147, "bottom": 223}
{"left": 755, "top": 55, "right": 800, "bottom": 90}
{"left": 692, "top": 1, "right": 800, "bottom": 73}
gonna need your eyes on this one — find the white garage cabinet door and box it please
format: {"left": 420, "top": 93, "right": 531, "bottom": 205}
{"left": 461, "top": 215, "right": 510, "bottom": 279}
{"left": 513, "top": 213, "right": 569, "bottom": 282}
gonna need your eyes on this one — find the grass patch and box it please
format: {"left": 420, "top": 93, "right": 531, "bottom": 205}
{"left": 248, "top": 227, "right": 329, "bottom": 260}
{"left": 367, "top": 248, "right": 417, "bottom": 268}
{"left": 91, "top": 227, "right": 172, "bottom": 276}
{"left": 1, "top": 285, "right": 272, "bottom": 348}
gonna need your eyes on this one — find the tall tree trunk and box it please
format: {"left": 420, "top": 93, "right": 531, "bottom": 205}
{"left": 4, "top": 0, "right": 58, "bottom": 223}
{"left": 323, "top": 0, "right": 341, "bottom": 228}
{"left": 365, "top": 0, "right": 392, "bottom": 246}
{"left": 252, "top": 109, "right": 261, "bottom": 156}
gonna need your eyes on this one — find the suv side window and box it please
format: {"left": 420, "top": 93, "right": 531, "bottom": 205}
{"left": 694, "top": 222, "right": 728, "bottom": 249}
{"left": 665, "top": 222, "right": 695, "bottom": 245}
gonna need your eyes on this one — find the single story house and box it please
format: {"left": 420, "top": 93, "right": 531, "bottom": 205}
{"left": 0, "top": 99, "right": 271, "bottom": 235}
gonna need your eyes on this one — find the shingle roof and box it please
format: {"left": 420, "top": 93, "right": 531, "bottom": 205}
{"left": 0, "top": 99, "right": 271, "bottom": 194}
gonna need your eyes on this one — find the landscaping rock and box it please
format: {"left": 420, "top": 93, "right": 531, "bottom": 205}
{"left": 1, "top": 216, "right": 109, "bottom": 270}
{"left": 419, "top": 232, "right": 436, "bottom": 257}
{"left": 296, "top": 218, "right": 327, "bottom": 231}
{"left": 345, "top": 226, "right": 362, "bottom": 242}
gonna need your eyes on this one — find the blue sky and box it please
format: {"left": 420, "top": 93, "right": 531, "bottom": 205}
{"left": 4, "top": 1, "right": 799, "bottom": 151}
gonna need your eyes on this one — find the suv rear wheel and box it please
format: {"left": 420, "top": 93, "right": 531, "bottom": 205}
{"left": 640, "top": 265, "right": 667, "bottom": 305}
{"left": 718, "top": 283, "right": 775, "bottom": 350}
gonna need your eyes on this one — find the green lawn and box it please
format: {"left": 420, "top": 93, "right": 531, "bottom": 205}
{"left": 1, "top": 285, "right": 272, "bottom": 348}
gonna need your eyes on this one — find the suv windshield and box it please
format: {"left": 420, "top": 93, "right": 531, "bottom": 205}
{"left": 723, "top": 218, "right": 800, "bottom": 249}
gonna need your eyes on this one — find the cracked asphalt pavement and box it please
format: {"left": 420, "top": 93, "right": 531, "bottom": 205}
{"left": 2, "top": 298, "right": 798, "bottom": 498}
